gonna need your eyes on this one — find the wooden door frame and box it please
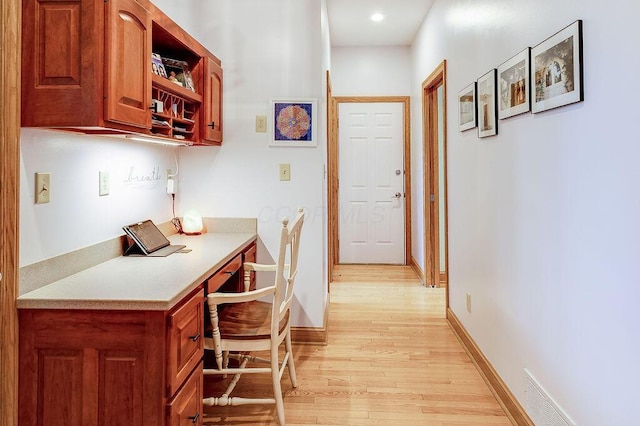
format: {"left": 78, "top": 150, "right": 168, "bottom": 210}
{"left": 0, "top": 0, "right": 21, "bottom": 425}
{"left": 328, "top": 96, "right": 412, "bottom": 273}
{"left": 422, "top": 61, "right": 449, "bottom": 299}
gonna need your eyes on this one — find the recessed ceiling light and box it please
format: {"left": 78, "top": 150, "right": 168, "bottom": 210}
{"left": 370, "top": 13, "right": 384, "bottom": 22}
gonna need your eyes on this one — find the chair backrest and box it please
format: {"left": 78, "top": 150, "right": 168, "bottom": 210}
{"left": 272, "top": 208, "right": 304, "bottom": 335}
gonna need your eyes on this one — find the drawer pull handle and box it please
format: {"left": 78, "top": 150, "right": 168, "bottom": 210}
{"left": 189, "top": 333, "right": 201, "bottom": 342}
{"left": 225, "top": 271, "right": 234, "bottom": 275}
{"left": 188, "top": 412, "right": 200, "bottom": 423}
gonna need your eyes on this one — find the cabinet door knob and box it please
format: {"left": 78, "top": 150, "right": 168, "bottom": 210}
{"left": 189, "top": 333, "right": 201, "bottom": 342}
{"left": 188, "top": 412, "right": 200, "bottom": 423}
{"left": 208, "top": 121, "right": 215, "bottom": 129}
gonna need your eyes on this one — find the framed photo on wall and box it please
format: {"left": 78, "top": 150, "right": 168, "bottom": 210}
{"left": 458, "top": 82, "right": 477, "bottom": 131}
{"left": 498, "top": 48, "right": 531, "bottom": 119}
{"left": 531, "top": 20, "right": 584, "bottom": 113}
{"left": 477, "top": 69, "right": 498, "bottom": 138}
{"left": 269, "top": 99, "right": 317, "bottom": 147}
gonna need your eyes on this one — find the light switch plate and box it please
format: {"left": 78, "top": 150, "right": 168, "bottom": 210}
{"left": 99, "top": 170, "right": 110, "bottom": 196}
{"left": 256, "top": 115, "right": 267, "bottom": 133}
{"left": 279, "top": 163, "right": 290, "bottom": 181}
{"left": 35, "top": 172, "right": 51, "bottom": 204}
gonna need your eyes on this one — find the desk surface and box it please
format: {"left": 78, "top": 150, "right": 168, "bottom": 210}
{"left": 17, "top": 232, "right": 256, "bottom": 311}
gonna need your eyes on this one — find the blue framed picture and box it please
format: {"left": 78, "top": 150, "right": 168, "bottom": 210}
{"left": 269, "top": 98, "right": 317, "bottom": 147}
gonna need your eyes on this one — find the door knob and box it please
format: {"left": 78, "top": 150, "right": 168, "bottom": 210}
{"left": 392, "top": 192, "right": 402, "bottom": 198}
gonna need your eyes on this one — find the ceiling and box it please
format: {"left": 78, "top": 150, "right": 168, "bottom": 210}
{"left": 326, "top": 0, "right": 435, "bottom": 47}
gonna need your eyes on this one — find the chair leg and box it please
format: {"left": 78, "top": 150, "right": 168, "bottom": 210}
{"left": 271, "top": 345, "right": 286, "bottom": 425}
{"left": 285, "top": 331, "right": 298, "bottom": 388}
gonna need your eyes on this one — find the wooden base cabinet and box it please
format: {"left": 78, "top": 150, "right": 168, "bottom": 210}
{"left": 18, "top": 286, "right": 204, "bottom": 426}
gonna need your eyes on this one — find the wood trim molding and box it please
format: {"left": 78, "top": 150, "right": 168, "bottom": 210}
{"left": 329, "top": 96, "right": 412, "bottom": 266}
{"left": 0, "top": 0, "right": 21, "bottom": 424}
{"left": 410, "top": 256, "right": 426, "bottom": 286}
{"left": 447, "top": 309, "right": 534, "bottom": 426}
{"left": 421, "top": 61, "right": 449, "bottom": 307}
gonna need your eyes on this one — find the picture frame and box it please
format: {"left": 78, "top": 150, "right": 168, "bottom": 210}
{"left": 269, "top": 98, "right": 317, "bottom": 147}
{"left": 151, "top": 53, "right": 167, "bottom": 78}
{"left": 477, "top": 69, "right": 498, "bottom": 138}
{"left": 498, "top": 48, "right": 531, "bottom": 119}
{"left": 458, "top": 82, "right": 477, "bottom": 131}
{"left": 531, "top": 20, "right": 583, "bottom": 113}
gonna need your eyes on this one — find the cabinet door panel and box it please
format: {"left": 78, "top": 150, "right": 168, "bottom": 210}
{"left": 38, "top": 4, "right": 82, "bottom": 85}
{"left": 38, "top": 349, "right": 86, "bottom": 426}
{"left": 202, "top": 57, "right": 223, "bottom": 143}
{"left": 105, "top": 0, "right": 151, "bottom": 128}
{"left": 99, "top": 350, "right": 145, "bottom": 426}
{"left": 22, "top": 0, "right": 101, "bottom": 127}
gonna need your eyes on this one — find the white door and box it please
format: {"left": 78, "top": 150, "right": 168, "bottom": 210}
{"left": 338, "top": 102, "right": 405, "bottom": 264}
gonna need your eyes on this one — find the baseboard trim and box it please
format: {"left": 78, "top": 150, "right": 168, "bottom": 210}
{"left": 447, "top": 308, "right": 533, "bottom": 426}
{"left": 291, "top": 326, "right": 327, "bottom": 345}
{"left": 410, "top": 256, "right": 425, "bottom": 285}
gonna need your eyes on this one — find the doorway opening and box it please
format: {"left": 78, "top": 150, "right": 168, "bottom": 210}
{"left": 422, "top": 61, "right": 449, "bottom": 299}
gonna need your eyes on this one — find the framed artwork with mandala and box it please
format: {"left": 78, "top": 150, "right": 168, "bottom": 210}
{"left": 270, "top": 98, "right": 317, "bottom": 147}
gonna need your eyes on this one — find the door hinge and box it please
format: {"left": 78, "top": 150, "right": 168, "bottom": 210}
{"left": 430, "top": 194, "right": 435, "bottom": 202}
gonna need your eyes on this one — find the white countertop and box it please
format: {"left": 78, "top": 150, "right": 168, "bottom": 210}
{"left": 17, "top": 232, "right": 256, "bottom": 311}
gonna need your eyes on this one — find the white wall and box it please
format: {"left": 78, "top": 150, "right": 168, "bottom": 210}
{"left": 153, "top": 0, "right": 328, "bottom": 328}
{"left": 331, "top": 46, "right": 411, "bottom": 96}
{"left": 20, "top": 129, "right": 177, "bottom": 267}
{"left": 412, "top": 0, "right": 640, "bottom": 424}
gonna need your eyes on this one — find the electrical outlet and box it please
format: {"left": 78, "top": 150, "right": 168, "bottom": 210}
{"left": 35, "top": 172, "right": 51, "bottom": 204}
{"left": 256, "top": 115, "right": 267, "bottom": 133}
{"left": 466, "top": 293, "right": 472, "bottom": 313}
{"left": 99, "top": 170, "right": 110, "bottom": 196}
{"left": 279, "top": 163, "right": 290, "bottom": 181}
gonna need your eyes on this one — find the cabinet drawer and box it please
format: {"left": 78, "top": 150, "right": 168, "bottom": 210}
{"left": 243, "top": 243, "right": 256, "bottom": 262}
{"left": 206, "top": 253, "right": 242, "bottom": 293}
{"left": 167, "top": 288, "right": 204, "bottom": 397}
{"left": 166, "top": 362, "right": 203, "bottom": 426}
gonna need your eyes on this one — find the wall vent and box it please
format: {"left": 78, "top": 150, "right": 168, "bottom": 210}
{"left": 524, "top": 369, "right": 576, "bottom": 426}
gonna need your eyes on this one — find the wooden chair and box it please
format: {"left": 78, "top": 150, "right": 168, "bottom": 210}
{"left": 202, "top": 208, "right": 304, "bottom": 425}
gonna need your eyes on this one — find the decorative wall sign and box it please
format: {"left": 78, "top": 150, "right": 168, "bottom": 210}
{"left": 270, "top": 99, "right": 317, "bottom": 147}
{"left": 498, "top": 48, "right": 531, "bottom": 119}
{"left": 458, "top": 82, "right": 477, "bottom": 131}
{"left": 531, "top": 20, "right": 583, "bottom": 113}
{"left": 477, "top": 69, "right": 498, "bottom": 138}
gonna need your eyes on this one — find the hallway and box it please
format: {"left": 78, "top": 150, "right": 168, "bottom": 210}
{"left": 203, "top": 265, "right": 511, "bottom": 425}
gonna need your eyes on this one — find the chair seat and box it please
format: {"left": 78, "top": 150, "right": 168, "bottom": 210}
{"left": 218, "top": 300, "right": 289, "bottom": 340}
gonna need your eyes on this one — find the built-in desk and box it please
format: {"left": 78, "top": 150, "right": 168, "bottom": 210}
{"left": 17, "top": 230, "right": 257, "bottom": 426}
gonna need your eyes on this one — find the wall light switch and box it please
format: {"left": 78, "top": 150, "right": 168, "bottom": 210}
{"left": 466, "top": 293, "right": 472, "bottom": 313}
{"left": 35, "top": 172, "right": 51, "bottom": 204}
{"left": 99, "top": 170, "right": 110, "bottom": 196}
{"left": 256, "top": 115, "right": 267, "bottom": 133}
{"left": 279, "top": 163, "right": 290, "bottom": 181}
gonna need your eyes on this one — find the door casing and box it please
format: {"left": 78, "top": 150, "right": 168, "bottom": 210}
{"left": 422, "top": 61, "right": 449, "bottom": 300}
{"left": 328, "top": 96, "right": 411, "bottom": 273}
{"left": 0, "top": 0, "right": 21, "bottom": 424}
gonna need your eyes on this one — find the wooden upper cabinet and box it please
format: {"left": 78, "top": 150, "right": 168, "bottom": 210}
{"left": 202, "top": 57, "right": 223, "bottom": 144}
{"left": 22, "top": 0, "right": 224, "bottom": 144}
{"left": 105, "top": 0, "right": 152, "bottom": 129}
{"left": 21, "top": 0, "right": 151, "bottom": 132}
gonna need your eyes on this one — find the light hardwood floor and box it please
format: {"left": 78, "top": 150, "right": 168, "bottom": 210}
{"left": 203, "top": 265, "right": 511, "bottom": 425}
